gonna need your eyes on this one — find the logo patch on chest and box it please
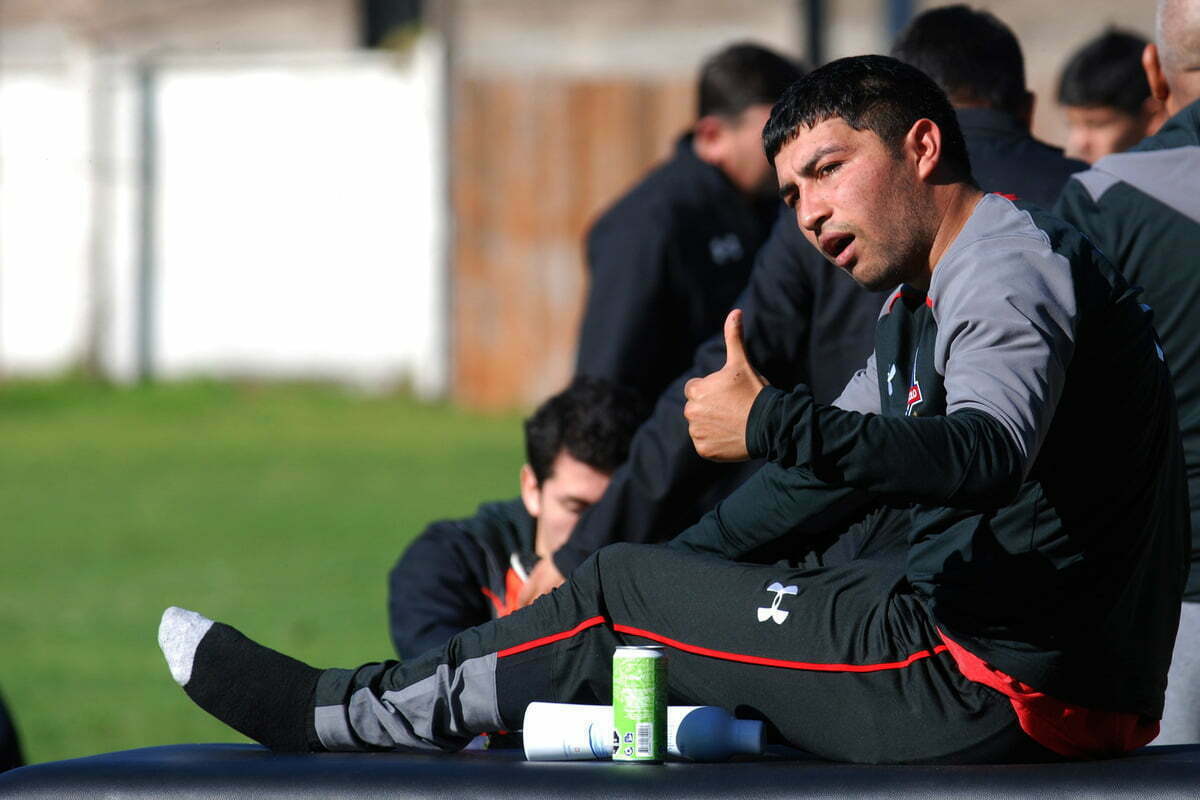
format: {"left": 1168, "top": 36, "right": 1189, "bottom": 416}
{"left": 906, "top": 381, "right": 923, "bottom": 415}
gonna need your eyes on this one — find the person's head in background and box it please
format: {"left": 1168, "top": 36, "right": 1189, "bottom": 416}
{"left": 520, "top": 376, "right": 645, "bottom": 561}
{"left": 1058, "top": 29, "right": 1165, "bottom": 163}
{"left": 692, "top": 42, "right": 806, "bottom": 200}
{"left": 1144, "top": 0, "right": 1200, "bottom": 117}
{"left": 890, "top": 5, "right": 1033, "bottom": 127}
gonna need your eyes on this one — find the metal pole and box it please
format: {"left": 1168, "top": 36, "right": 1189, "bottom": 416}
{"left": 86, "top": 51, "right": 113, "bottom": 378}
{"left": 432, "top": 0, "right": 457, "bottom": 400}
{"left": 886, "top": 0, "right": 915, "bottom": 41}
{"left": 806, "top": 0, "right": 825, "bottom": 67}
{"left": 135, "top": 59, "right": 157, "bottom": 383}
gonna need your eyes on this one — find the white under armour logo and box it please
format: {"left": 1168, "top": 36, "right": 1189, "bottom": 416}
{"left": 757, "top": 581, "right": 798, "bottom": 624}
{"left": 887, "top": 363, "right": 896, "bottom": 396}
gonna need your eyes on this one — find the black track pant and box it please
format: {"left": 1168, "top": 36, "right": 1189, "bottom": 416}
{"left": 311, "top": 542, "right": 1056, "bottom": 764}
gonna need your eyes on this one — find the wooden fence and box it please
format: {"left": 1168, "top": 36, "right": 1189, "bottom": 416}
{"left": 451, "top": 76, "right": 693, "bottom": 409}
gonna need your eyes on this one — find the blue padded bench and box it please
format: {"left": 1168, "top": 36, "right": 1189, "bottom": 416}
{"left": 3, "top": 742, "right": 1200, "bottom": 799}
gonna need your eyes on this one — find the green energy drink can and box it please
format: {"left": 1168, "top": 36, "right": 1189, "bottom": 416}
{"left": 612, "top": 645, "right": 667, "bottom": 763}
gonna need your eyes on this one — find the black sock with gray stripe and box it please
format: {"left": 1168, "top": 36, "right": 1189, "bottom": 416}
{"left": 158, "top": 607, "right": 322, "bottom": 752}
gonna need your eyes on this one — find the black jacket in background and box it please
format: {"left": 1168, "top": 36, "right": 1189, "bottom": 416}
{"left": 956, "top": 107, "right": 1087, "bottom": 208}
{"left": 1055, "top": 98, "right": 1200, "bottom": 599}
{"left": 388, "top": 500, "right": 535, "bottom": 660}
{"left": 575, "top": 134, "right": 778, "bottom": 405}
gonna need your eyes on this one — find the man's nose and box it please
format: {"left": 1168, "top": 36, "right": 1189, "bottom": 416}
{"left": 798, "top": 190, "right": 830, "bottom": 233}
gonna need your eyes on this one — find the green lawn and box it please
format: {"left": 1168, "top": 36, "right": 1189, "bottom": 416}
{"left": 0, "top": 379, "right": 523, "bottom": 764}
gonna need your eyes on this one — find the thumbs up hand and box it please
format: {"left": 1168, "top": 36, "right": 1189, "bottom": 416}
{"left": 683, "top": 309, "right": 768, "bottom": 462}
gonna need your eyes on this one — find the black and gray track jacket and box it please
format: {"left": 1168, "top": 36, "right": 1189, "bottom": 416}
{"left": 672, "top": 194, "right": 1189, "bottom": 718}
{"left": 1055, "top": 98, "right": 1200, "bottom": 600}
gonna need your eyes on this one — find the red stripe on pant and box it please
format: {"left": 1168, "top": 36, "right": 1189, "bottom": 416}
{"left": 496, "top": 615, "right": 949, "bottom": 673}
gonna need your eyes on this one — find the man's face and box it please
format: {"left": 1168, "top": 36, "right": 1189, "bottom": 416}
{"left": 708, "top": 104, "right": 778, "bottom": 199}
{"left": 1063, "top": 105, "right": 1155, "bottom": 163}
{"left": 774, "top": 118, "right": 931, "bottom": 291}
{"left": 520, "top": 451, "right": 612, "bottom": 560}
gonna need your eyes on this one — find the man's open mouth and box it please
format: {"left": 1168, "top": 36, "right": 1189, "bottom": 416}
{"left": 821, "top": 233, "right": 856, "bottom": 266}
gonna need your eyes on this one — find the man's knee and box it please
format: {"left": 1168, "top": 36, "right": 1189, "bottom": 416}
{"left": 595, "top": 542, "right": 655, "bottom": 573}
{"left": 565, "top": 542, "right": 650, "bottom": 590}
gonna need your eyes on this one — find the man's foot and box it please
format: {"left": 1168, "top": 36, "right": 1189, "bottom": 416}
{"left": 157, "top": 607, "right": 322, "bottom": 752}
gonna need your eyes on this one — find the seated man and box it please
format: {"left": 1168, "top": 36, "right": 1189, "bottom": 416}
{"left": 524, "top": 7, "right": 1096, "bottom": 603}
{"left": 156, "top": 56, "right": 1187, "bottom": 764}
{"left": 1057, "top": 28, "right": 1165, "bottom": 163}
{"left": 388, "top": 377, "right": 643, "bottom": 660}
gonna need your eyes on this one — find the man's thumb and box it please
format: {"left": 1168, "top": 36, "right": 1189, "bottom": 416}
{"left": 723, "top": 309, "right": 748, "bottom": 366}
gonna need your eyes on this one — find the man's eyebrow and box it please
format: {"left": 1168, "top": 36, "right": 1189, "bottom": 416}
{"left": 800, "top": 144, "right": 849, "bottom": 177}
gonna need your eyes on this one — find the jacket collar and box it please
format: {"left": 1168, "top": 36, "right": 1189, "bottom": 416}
{"left": 954, "top": 107, "right": 1028, "bottom": 136}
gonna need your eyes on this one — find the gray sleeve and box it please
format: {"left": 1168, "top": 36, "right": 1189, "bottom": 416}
{"left": 932, "top": 236, "right": 1078, "bottom": 472}
{"left": 831, "top": 351, "right": 880, "bottom": 414}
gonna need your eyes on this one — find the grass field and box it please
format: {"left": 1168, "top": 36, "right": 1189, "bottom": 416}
{"left": 0, "top": 379, "right": 524, "bottom": 764}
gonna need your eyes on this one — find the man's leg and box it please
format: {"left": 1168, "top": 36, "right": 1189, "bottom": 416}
{"left": 162, "top": 542, "right": 1044, "bottom": 763}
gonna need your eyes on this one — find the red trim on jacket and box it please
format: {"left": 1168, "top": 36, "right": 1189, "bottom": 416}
{"left": 886, "top": 290, "right": 936, "bottom": 313}
{"left": 938, "top": 631, "right": 1158, "bottom": 758}
{"left": 481, "top": 567, "right": 526, "bottom": 618}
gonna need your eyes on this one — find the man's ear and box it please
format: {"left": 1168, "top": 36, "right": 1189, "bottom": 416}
{"left": 692, "top": 115, "right": 727, "bottom": 166}
{"left": 1142, "top": 94, "right": 1168, "bottom": 136}
{"left": 908, "top": 118, "right": 943, "bottom": 181}
{"left": 520, "top": 464, "right": 542, "bottom": 519}
{"left": 1143, "top": 43, "right": 1172, "bottom": 107}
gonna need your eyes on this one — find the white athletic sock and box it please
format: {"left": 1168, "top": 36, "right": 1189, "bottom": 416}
{"left": 158, "top": 606, "right": 214, "bottom": 686}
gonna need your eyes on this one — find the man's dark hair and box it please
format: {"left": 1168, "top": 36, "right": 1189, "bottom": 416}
{"left": 698, "top": 42, "right": 806, "bottom": 119}
{"left": 890, "top": 5, "right": 1029, "bottom": 119}
{"left": 762, "top": 54, "right": 973, "bottom": 182}
{"left": 1057, "top": 29, "right": 1151, "bottom": 115}
{"left": 524, "top": 376, "right": 646, "bottom": 485}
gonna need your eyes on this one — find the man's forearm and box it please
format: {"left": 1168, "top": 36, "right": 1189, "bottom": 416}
{"left": 666, "top": 461, "right": 871, "bottom": 560}
{"left": 747, "top": 386, "right": 1024, "bottom": 509}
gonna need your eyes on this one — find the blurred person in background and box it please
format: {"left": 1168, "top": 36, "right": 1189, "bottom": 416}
{"left": 387, "top": 377, "right": 643, "bottom": 660}
{"left": 1057, "top": 29, "right": 1166, "bottom": 163}
{"left": 575, "top": 42, "right": 804, "bottom": 407}
{"left": 891, "top": 4, "right": 1087, "bottom": 207}
{"left": 0, "top": 691, "right": 22, "bottom": 773}
{"left": 1055, "top": 0, "right": 1200, "bottom": 746}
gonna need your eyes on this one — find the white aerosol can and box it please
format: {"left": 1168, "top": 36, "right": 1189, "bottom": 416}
{"left": 522, "top": 702, "right": 765, "bottom": 762}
